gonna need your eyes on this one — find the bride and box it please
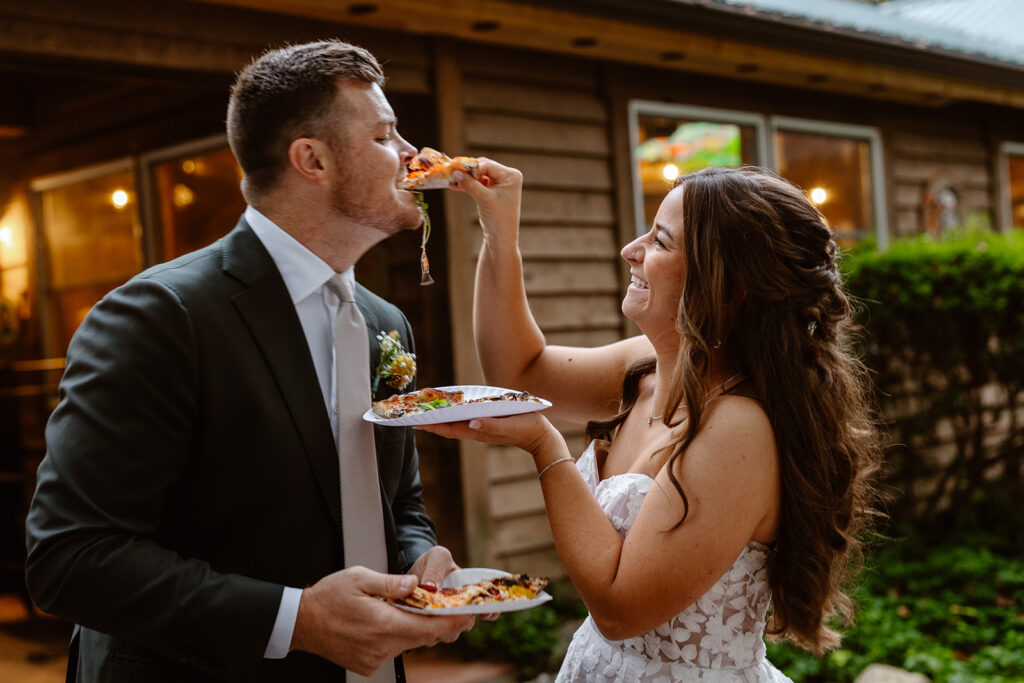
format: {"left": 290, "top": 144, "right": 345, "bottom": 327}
{"left": 423, "top": 162, "right": 881, "bottom": 681}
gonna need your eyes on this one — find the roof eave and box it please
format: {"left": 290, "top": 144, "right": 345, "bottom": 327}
{"left": 529, "top": 0, "right": 1024, "bottom": 90}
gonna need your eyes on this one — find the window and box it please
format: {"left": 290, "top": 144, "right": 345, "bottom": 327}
{"left": 772, "top": 118, "right": 887, "bottom": 247}
{"left": 143, "top": 135, "right": 245, "bottom": 258}
{"left": 628, "top": 103, "right": 888, "bottom": 246}
{"left": 999, "top": 142, "right": 1024, "bottom": 231}
{"left": 26, "top": 137, "right": 246, "bottom": 357}
{"left": 630, "top": 102, "right": 767, "bottom": 233}
{"left": 32, "top": 161, "right": 142, "bottom": 354}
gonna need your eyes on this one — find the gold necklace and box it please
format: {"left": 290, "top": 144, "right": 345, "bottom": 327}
{"left": 647, "top": 372, "right": 744, "bottom": 426}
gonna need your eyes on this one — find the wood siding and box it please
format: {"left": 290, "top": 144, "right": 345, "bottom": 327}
{"left": 446, "top": 47, "right": 623, "bottom": 574}
{"left": 883, "top": 117, "right": 996, "bottom": 236}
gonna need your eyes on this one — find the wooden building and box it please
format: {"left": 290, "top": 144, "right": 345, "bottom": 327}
{"left": 1, "top": 0, "right": 1022, "bottom": 584}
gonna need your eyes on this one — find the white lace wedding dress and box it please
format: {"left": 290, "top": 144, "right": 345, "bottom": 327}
{"left": 557, "top": 441, "right": 792, "bottom": 683}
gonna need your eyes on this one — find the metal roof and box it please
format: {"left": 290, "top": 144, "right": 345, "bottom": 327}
{"left": 881, "top": 0, "right": 1024, "bottom": 53}
{"left": 671, "top": 0, "right": 1024, "bottom": 68}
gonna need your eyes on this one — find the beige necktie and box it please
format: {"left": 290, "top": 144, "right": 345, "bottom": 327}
{"left": 327, "top": 274, "right": 394, "bottom": 683}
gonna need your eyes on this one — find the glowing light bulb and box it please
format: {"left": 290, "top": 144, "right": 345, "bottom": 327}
{"left": 111, "top": 190, "right": 129, "bottom": 209}
{"left": 810, "top": 187, "right": 827, "bottom": 205}
{"left": 173, "top": 183, "right": 195, "bottom": 208}
{"left": 662, "top": 163, "right": 680, "bottom": 182}
{"left": 181, "top": 159, "right": 197, "bottom": 174}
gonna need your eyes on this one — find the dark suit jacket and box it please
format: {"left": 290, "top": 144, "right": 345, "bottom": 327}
{"left": 25, "top": 218, "right": 436, "bottom": 682}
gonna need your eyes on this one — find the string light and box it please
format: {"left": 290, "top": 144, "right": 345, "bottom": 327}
{"left": 111, "top": 190, "right": 129, "bottom": 209}
{"left": 810, "top": 187, "right": 827, "bottom": 204}
{"left": 662, "top": 163, "right": 680, "bottom": 182}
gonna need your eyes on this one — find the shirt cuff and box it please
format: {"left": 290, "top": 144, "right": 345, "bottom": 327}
{"left": 263, "top": 586, "right": 303, "bottom": 659}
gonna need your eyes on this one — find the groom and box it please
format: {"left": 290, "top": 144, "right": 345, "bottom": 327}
{"left": 25, "top": 40, "right": 473, "bottom": 682}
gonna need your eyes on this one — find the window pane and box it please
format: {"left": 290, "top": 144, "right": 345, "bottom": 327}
{"left": 41, "top": 169, "right": 141, "bottom": 290}
{"left": 636, "top": 115, "right": 758, "bottom": 229}
{"left": 775, "top": 131, "right": 873, "bottom": 242}
{"left": 153, "top": 145, "right": 245, "bottom": 259}
{"left": 39, "top": 168, "right": 142, "bottom": 350}
{"left": 1009, "top": 154, "right": 1024, "bottom": 229}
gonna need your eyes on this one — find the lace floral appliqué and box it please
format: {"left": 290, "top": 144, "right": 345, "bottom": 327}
{"left": 557, "top": 442, "right": 792, "bottom": 683}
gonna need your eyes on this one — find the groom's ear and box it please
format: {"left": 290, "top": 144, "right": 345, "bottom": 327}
{"left": 288, "top": 137, "right": 329, "bottom": 185}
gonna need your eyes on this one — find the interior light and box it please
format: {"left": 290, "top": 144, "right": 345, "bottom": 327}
{"left": 111, "top": 190, "right": 129, "bottom": 209}
{"left": 810, "top": 187, "right": 827, "bottom": 205}
{"left": 181, "top": 159, "right": 197, "bottom": 174}
{"left": 0, "top": 227, "right": 11, "bottom": 246}
{"left": 173, "top": 183, "right": 195, "bottom": 209}
{"left": 662, "top": 163, "right": 680, "bottom": 182}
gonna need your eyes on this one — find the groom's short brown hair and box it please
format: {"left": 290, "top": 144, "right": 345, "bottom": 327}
{"left": 226, "top": 39, "right": 385, "bottom": 200}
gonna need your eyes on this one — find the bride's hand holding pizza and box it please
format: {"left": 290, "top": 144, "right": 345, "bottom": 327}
{"left": 450, "top": 158, "right": 522, "bottom": 248}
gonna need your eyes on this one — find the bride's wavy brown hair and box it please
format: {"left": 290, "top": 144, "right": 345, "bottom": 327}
{"left": 588, "top": 166, "right": 882, "bottom": 654}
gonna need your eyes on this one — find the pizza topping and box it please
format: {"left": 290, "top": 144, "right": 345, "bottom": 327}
{"left": 385, "top": 574, "right": 549, "bottom": 610}
{"left": 398, "top": 147, "right": 479, "bottom": 191}
{"left": 371, "top": 387, "right": 466, "bottom": 420}
{"left": 413, "top": 191, "right": 434, "bottom": 286}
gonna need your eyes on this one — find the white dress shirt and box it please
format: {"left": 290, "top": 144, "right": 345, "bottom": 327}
{"left": 245, "top": 205, "right": 353, "bottom": 658}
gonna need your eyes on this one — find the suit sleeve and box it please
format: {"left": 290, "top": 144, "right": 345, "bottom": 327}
{"left": 25, "top": 277, "right": 282, "bottom": 677}
{"left": 389, "top": 311, "right": 437, "bottom": 571}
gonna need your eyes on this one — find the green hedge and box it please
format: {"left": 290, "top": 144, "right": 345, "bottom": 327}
{"left": 767, "top": 527, "right": 1024, "bottom": 682}
{"left": 842, "top": 229, "right": 1024, "bottom": 531}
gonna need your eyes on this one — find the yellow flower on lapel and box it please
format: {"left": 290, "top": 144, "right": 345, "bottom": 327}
{"left": 373, "top": 330, "right": 416, "bottom": 392}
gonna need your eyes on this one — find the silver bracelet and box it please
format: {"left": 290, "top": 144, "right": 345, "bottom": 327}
{"left": 537, "top": 456, "right": 574, "bottom": 480}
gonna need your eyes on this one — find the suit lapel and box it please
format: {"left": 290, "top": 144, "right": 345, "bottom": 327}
{"left": 223, "top": 219, "right": 343, "bottom": 536}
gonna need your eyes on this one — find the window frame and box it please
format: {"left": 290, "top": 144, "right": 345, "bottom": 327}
{"left": 29, "top": 158, "right": 139, "bottom": 356}
{"left": 770, "top": 115, "right": 889, "bottom": 249}
{"left": 997, "top": 140, "right": 1024, "bottom": 232}
{"left": 139, "top": 133, "right": 232, "bottom": 265}
{"left": 628, "top": 100, "right": 770, "bottom": 236}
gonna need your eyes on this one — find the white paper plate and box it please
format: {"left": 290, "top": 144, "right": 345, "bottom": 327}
{"left": 363, "top": 385, "right": 551, "bottom": 427}
{"left": 389, "top": 567, "right": 553, "bottom": 616}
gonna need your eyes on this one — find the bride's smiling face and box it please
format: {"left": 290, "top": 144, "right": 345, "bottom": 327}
{"left": 620, "top": 185, "right": 686, "bottom": 339}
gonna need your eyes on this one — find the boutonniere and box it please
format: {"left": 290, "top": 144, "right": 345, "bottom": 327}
{"left": 373, "top": 330, "right": 416, "bottom": 393}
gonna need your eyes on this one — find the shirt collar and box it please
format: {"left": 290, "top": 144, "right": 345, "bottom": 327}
{"left": 244, "top": 205, "right": 351, "bottom": 304}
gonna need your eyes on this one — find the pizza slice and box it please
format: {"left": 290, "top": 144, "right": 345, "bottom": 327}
{"left": 398, "top": 147, "right": 479, "bottom": 190}
{"left": 371, "top": 387, "right": 466, "bottom": 419}
{"left": 387, "top": 574, "right": 549, "bottom": 610}
{"left": 371, "top": 387, "right": 547, "bottom": 420}
{"left": 466, "top": 391, "right": 545, "bottom": 405}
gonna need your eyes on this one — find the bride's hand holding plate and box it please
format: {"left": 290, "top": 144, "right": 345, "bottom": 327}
{"left": 417, "top": 413, "right": 561, "bottom": 457}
